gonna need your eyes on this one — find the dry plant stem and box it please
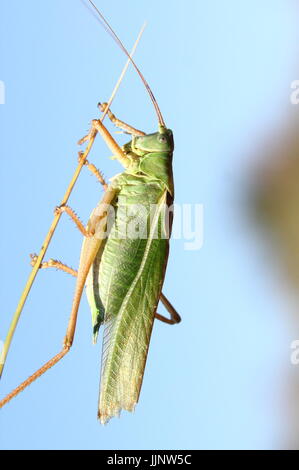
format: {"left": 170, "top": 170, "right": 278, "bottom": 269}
{"left": 0, "top": 27, "right": 145, "bottom": 382}
{"left": 0, "top": 132, "right": 96, "bottom": 380}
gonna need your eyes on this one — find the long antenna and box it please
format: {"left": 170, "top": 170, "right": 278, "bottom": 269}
{"left": 85, "top": 0, "right": 166, "bottom": 127}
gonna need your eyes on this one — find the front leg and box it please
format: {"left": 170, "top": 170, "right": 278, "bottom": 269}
{"left": 98, "top": 102, "right": 145, "bottom": 136}
{"left": 79, "top": 119, "right": 131, "bottom": 169}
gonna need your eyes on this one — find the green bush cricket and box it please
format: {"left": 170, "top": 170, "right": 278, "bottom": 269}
{"left": 0, "top": 1, "right": 180, "bottom": 424}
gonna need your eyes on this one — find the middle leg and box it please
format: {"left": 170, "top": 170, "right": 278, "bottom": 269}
{"left": 31, "top": 257, "right": 181, "bottom": 325}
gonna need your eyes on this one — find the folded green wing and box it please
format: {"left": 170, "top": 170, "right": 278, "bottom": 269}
{"left": 86, "top": 187, "right": 169, "bottom": 423}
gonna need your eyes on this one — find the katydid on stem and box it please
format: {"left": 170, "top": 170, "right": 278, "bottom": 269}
{"left": 0, "top": 1, "right": 180, "bottom": 424}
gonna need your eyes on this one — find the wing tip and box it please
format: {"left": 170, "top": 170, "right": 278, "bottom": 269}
{"left": 98, "top": 403, "right": 137, "bottom": 425}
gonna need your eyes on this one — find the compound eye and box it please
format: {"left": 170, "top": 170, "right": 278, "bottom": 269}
{"left": 158, "top": 135, "right": 167, "bottom": 143}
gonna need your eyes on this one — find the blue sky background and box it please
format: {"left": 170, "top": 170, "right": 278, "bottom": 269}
{"left": 1, "top": 0, "right": 299, "bottom": 450}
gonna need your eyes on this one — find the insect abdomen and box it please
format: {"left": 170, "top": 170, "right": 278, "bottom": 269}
{"left": 94, "top": 177, "right": 170, "bottom": 422}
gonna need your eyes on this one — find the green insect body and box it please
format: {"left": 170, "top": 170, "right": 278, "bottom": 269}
{"left": 84, "top": 127, "right": 174, "bottom": 423}
{"left": 0, "top": 4, "right": 181, "bottom": 420}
